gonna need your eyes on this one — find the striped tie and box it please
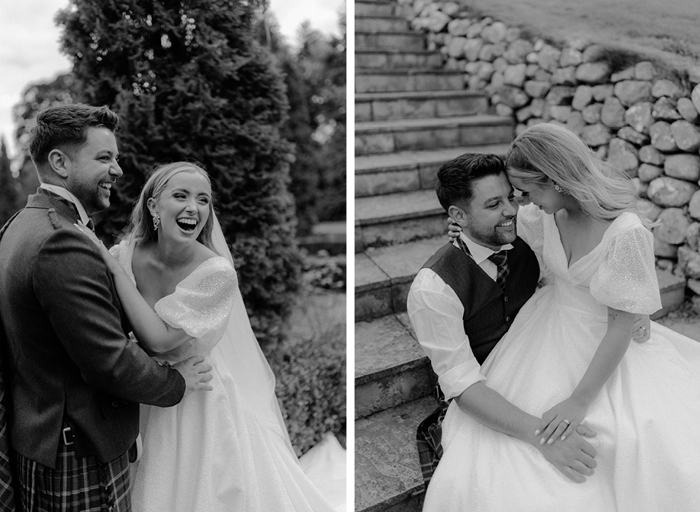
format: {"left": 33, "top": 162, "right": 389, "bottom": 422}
{"left": 488, "top": 251, "right": 509, "bottom": 291}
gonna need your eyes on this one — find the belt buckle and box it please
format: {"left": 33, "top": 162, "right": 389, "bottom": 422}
{"left": 62, "top": 426, "right": 74, "bottom": 446}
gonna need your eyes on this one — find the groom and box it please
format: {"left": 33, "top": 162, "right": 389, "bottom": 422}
{"left": 0, "top": 104, "right": 213, "bottom": 511}
{"left": 407, "top": 153, "right": 601, "bottom": 485}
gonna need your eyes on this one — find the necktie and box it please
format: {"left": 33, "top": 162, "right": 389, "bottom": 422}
{"left": 488, "top": 251, "right": 509, "bottom": 291}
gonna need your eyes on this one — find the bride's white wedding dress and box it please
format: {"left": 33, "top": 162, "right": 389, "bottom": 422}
{"left": 423, "top": 204, "right": 700, "bottom": 512}
{"left": 110, "top": 236, "right": 338, "bottom": 512}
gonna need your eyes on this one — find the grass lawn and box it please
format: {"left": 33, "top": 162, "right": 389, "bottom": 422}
{"left": 455, "top": 0, "right": 700, "bottom": 70}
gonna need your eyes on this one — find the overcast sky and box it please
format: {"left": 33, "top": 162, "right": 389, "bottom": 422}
{"left": 0, "top": 0, "right": 345, "bottom": 159}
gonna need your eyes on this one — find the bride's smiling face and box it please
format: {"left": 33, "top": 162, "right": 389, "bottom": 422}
{"left": 507, "top": 173, "right": 565, "bottom": 215}
{"left": 148, "top": 170, "right": 212, "bottom": 243}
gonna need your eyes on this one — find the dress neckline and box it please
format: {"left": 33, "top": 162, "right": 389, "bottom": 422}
{"left": 547, "top": 211, "right": 636, "bottom": 272}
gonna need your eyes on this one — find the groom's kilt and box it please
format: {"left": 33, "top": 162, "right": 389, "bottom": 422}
{"left": 416, "top": 399, "right": 450, "bottom": 487}
{"left": 14, "top": 443, "right": 131, "bottom": 512}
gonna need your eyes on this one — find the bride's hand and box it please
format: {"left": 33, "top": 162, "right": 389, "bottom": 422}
{"left": 535, "top": 396, "right": 588, "bottom": 446}
{"left": 447, "top": 217, "right": 461, "bottom": 242}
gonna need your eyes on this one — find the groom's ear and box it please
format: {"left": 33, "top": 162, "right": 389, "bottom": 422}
{"left": 448, "top": 204, "right": 468, "bottom": 226}
{"left": 47, "top": 149, "right": 69, "bottom": 179}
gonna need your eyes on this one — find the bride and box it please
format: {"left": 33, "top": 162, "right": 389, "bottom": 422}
{"left": 433, "top": 124, "right": 700, "bottom": 511}
{"left": 79, "top": 162, "right": 339, "bottom": 511}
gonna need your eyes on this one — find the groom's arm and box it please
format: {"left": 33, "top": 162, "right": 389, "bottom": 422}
{"left": 408, "top": 270, "right": 597, "bottom": 482}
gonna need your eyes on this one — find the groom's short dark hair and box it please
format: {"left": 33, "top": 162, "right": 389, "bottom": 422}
{"left": 435, "top": 153, "right": 506, "bottom": 211}
{"left": 29, "top": 103, "right": 120, "bottom": 171}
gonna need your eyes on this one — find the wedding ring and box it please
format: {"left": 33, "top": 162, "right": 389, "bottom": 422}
{"left": 562, "top": 419, "right": 570, "bottom": 425}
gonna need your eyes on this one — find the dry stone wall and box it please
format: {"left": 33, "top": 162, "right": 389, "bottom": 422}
{"left": 399, "top": 0, "right": 700, "bottom": 305}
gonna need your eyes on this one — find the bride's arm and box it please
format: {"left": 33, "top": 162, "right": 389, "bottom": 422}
{"left": 76, "top": 226, "right": 192, "bottom": 354}
{"left": 536, "top": 307, "right": 635, "bottom": 445}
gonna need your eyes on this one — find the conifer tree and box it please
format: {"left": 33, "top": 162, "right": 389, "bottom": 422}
{"left": 0, "top": 138, "right": 18, "bottom": 225}
{"left": 57, "top": 0, "right": 302, "bottom": 346}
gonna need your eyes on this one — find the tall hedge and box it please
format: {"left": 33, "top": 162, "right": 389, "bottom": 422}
{"left": 56, "top": 0, "right": 302, "bottom": 346}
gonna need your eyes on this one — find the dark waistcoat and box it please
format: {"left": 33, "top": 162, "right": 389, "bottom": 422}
{"left": 423, "top": 237, "right": 540, "bottom": 364}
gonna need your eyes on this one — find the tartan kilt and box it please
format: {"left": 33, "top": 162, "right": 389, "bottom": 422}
{"left": 415, "top": 399, "right": 450, "bottom": 488}
{"left": 15, "top": 441, "right": 131, "bottom": 512}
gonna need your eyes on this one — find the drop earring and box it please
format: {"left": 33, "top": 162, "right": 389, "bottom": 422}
{"left": 553, "top": 183, "right": 569, "bottom": 195}
{"left": 152, "top": 213, "right": 161, "bottom": 231}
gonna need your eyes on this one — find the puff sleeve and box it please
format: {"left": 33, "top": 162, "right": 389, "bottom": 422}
{"left": 516, "top": 203, "right": 545, "bottom": 258}
{"left": 155, "top": 258, "right": 238, "bottom": 345}
{"left": 590, "top": 218, "right": 661, "bottom": 314}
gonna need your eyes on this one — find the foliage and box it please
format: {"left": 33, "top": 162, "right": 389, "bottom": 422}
{"left": 55, "top": 0, "right": 302, "bottom": 346}
{"left": 267, "top": 326, "right": 346, "bottom": 456}
{"left": 255, "top": 9, "right": 346, "bottom": 235}
{"left": 0, "top": 139, "right": 18, "bottom": 226}
{"left": 302, "top": 251, "right": 346, "bottom": 291}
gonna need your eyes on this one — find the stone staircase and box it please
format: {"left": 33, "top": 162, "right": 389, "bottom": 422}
{"left": 354, "top": 2, "right": 513, "bottom": 511}
{"left": 353, "top": 2, "right": 687, "bottom": 511}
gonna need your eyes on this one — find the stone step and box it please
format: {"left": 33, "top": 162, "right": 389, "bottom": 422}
{"left": 356, "top": 1, "right": 407, "bottom": 19}
{"left": 355, "top": 396, "right": 437, "bottom": 512}
{"left": 356, "top": 31, "right": 425, "bottom": 51}
{"left": 356, "top": 235, "right": 445, "bottom": 320}
{"left": 356, "top": 189, "right": 444, "bottom": 250}
{"left": 356, "top": 313, "right": 435, "bottom": 418}
{"left": 356, "top": 16, "right": 410, "bottom": 33}
{"left": 356, "top": 49, "right": 443, "bottom": 70}
{"left": 356, "top": 144, "right": 512, "bottom": 197}
{"left": 355, "top": 114, "right": 514, "bottom": 156}
{"left": 356, "top": 68, "right": 464, "bottom": 94}
{"left": 356, "top": 90, "right": 489, "bottom": 123}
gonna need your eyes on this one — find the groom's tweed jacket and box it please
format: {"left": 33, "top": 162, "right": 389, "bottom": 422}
{"left": 0, "top": 191, "right": 185, "bottom": 470}
{"left": 422, "top": 236, "right": 540, "bottom": 364}
{"left": 416, "top": 235, "right": 539, "bottom": 486}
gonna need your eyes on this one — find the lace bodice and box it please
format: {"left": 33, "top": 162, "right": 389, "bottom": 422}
{"left": 517, "top": 203, "right": 661, "bottom": 315}
{"left": 110, "top": 238, "right": 239, "bottom": 362}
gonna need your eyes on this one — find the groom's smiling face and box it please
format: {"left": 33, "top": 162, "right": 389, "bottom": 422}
{"left": 458, "top": 173, "right": 518, "bottom": 250}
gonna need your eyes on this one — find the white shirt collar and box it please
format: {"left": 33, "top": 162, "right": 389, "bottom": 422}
{"left": 39, "top": 183, "right": 91, "bottom": 226}
{"left": 458, "top": 232, "right": 513, "bottom": 265}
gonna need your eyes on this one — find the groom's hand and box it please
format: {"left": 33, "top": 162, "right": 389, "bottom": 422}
{"left": 533, "top": 427, "right": 597, "bottom": 483}
{"left": 173, "top": 356, "right": 214, "bottom": 394}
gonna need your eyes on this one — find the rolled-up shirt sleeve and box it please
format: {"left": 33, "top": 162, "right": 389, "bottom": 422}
{"left": 407, "top": 269, "right": 486, "bottom": 400}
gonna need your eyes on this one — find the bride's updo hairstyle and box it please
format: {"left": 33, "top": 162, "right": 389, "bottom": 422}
{"left": 506, "top": 123, "right": 648, "bottom": 224}
{"left": 127, "top": 161, "right": 216, "bottom": 249}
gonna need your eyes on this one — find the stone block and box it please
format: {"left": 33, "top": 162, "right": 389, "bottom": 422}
{"left": 677, "top": 97, "right": 700, "bottom": 123}
{"left": 647, "top": 176, "right": 699, "bottom": 207}
{"left": 679, "top": 246, "right": 700, "bottom": 279}
{"left": 639, "top": 145, "right": 665, "bottom": 165}
{"left": 607, "top": 138, "right": 639, "bottom": 175}
{"left": 504, "top": 39, "right": 534, "bottom": 64}
{"left": 652, "top": 79, "right": 684, "bottom": 100}
{"left": 582, "top": 103, "right": 602, "bottom": 124}
{"left": 638, "top": 163, "right": 663, "bottom": 183}
{"left": 565, "top": 111, "right": 586, "bottom": 136}
{"left": 664, "top": 154, "right": 700, "bottom": 181}
{"left": 652, "top": 97, "right": 682, "bottom": 121}
{"left": 617, "top": 126, "right": 649, "bottom": 146}
{"left": 538, "top": 45, "right": 561, "bottom": 72}
{"left": 559, "top": 48, "right": 583, "bottom": 67}
{"left": 581, "top": 123, "right": 612, "bottom": 147}
{"left": 614, "top": 80, "right": 653, "bottom": 106}
{"left": 654, "top": 238, "right": 679, "bottom": 259}
{"left": 572, "top": 85, "right": 593, "bottom": 111}
{"left": 611, "top": 67, "right": 635, "bottom": 82}
{"left": 654, "top": 208, "right": 690, "bottom": 245}
{"left": 524, "top": 80, "right": 551, "bottom": 99}
{"left": 624, "top": 102, "right": 654, "bottom": 134}
{"left": 549, "top": 105, "right": 572, "bottom": 122}
{"left": 503, "top": 64, "right": 527, "bottom": 87}
{"left": 690, "top": 192, "right": 700, "bottom": 221}
{"left": 553, "top": 66, "right": 577, "bottom": 85}
{"left": 635, "top": 61, "right": 657, "bottom": 80}
{"left": 649, "top": 121, "right": 678, "bottom": 152}
{"left": 601, "top": 97, "right": 626, "bottom": 128}
{"left": 482, "top": 21, "right": 507, "bottom": 43}
{"left": 670, "top": 121, "right": 700, "bottom": 153}
{"left": 691, "top": 84, "right": 700, "bottom": 116}
{"left": 687, "top": 222, "right": 700, "bottom": 249}
{"left": 575, "top": 62, "right": 611, "bottom": 84}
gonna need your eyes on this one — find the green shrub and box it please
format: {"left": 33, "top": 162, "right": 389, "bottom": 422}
{"left": 268, "top": 327, "right": 346, "bottom": 457}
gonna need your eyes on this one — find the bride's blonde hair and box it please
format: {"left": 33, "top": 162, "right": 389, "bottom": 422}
{"left": 506, "top": 123, "right": 650, "bottom": 225}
